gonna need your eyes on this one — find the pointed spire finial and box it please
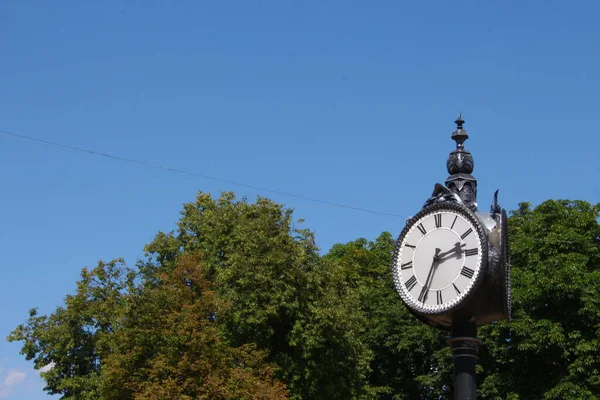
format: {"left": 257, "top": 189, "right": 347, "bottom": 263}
{"left": 451, "top": 113, "right": 468, "bottom": 150}
{"left": 455, "top": 112, "right": 465, "bottom": 130}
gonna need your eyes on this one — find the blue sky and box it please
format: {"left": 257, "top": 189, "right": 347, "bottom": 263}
{"left": 1, "top": 1, "right": 599, "bottom": 398}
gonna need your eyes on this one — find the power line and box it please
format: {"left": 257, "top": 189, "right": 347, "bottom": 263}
{"left": 0, "top": 129, "right": 409, "bottom": 219}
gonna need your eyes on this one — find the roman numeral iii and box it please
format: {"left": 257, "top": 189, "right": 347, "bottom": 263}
{"left": 465, "top": 248, "right": 478, "bottom": 257}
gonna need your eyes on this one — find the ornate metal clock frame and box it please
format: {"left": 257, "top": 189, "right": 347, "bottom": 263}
{"left": 391, "top": 115, "right": 511, "bottom": 399}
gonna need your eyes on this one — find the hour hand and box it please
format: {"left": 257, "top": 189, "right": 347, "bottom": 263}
{"left": 438, "top": 242, "right": 466, "bottom": 261}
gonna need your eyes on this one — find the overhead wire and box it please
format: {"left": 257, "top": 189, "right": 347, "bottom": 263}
{"left": 1, "top": 129, "right": 598, "bottom": 246}
{"left": 0, "top": 129, "right": 409, "bottom": 220}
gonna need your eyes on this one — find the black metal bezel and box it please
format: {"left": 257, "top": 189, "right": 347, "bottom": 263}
{"left": 392, "top": 202, "right": 489, "bottom": 316}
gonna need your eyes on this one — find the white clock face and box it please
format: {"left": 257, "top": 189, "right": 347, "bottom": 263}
{"left": 392, "top": 206, "right": 485, "bottom": 314}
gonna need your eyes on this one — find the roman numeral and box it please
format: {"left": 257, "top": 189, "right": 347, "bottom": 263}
{"left": 453, "top": 283, "right": 461, "bottom": 294}
{"left": 461, "top": 228, "right": 473, "bottom": 240}
{"left": 405, "top": 276, "right": 417, "bottom": 292}
{"left": 418, "top": 285, "right": 428, "bottom": 302}
{"left": 451, "top": 215, "right": 458, "bottom": 229}
{"left": 436, "top": 290, "right": 442, "bottom": 305}
{"left": 405, "top": 243, "right": 416, "bottom": 249}
{"left": 465, "top": 248, "right": 478, "bottom": 257}
{"left": 417, "top": 223, "right": 427, "bottom": 236}
{"left": 461, "top": 266, "right": 475, "bottom": 279}
{"left": 434, "top": 214, "right": 442, "bottom": 228}
{"left": 400, "top": 261, "right": 413, "bottom": 270}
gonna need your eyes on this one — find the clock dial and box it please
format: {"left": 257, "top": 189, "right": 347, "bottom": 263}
{"left": 392, "top": 203, "right": 487, "bottom": 314}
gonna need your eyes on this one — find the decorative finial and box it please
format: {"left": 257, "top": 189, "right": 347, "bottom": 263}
{"left": 455, "top": 113, "right": 464, "bottom": 130}
{"left": 451, "top": 113, "right": 469, "bottom": 150}
{"left": 446, "top": 113, "right": 477, "bottom": 211}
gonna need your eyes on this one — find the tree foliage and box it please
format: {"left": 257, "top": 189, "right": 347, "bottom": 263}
{"left": 141, "top": 192, "right": 375, "bottom": 399}
{"left": 478, "top": 200, "right": 600, "bottom": 399}
{"left": 100, "top": 253, "right": 288, "bottom": 400}
{"left": 8, "top": 259, "right": 135, "bottom": 399}
{"left": 8, "top": 194, "right": 600, "bottom": 399}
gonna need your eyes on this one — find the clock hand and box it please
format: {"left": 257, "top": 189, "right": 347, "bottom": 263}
{"left": 437, "top": 243, "right": 466, "bottom": 261}
{"left": 419, "top": 248, "right": 441, "bottom": 302}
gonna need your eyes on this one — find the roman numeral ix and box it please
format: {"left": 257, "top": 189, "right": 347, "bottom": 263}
{"left": 400, "top": 261, "right": 413, "bottom": 270}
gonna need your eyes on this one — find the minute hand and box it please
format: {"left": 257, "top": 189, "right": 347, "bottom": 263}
{"left": 419, "top": 248, "right": 441, "bottom": 302}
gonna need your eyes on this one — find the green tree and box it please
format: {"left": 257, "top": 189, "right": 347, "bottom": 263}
{"left": 478, "top": 200, "right": 600, "bottom": 399}
{"left": 8, "top": 259, "right": 135, "bottom": 399}
{"left": 100, "top": 253, "right": 288, "bottom": 400}
{"left": 8, "top": 247, "right": 289, "bottom": 399}
{"left": 9, "top": 191, "right": 376, "bottom": 399}
{"left": 143, "top": 192, "right": 376, "bottom": 399}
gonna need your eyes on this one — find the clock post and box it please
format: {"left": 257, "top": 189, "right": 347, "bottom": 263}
{"left": 448, "top": 313, "right": 479, "bottom": 400}
{"left": 391, "top": 115, "right": 511, "bottom": 400}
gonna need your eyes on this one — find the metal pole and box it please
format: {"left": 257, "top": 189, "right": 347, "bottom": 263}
{"left": 448, "top": 318, "right": 480, "bottom": 400}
